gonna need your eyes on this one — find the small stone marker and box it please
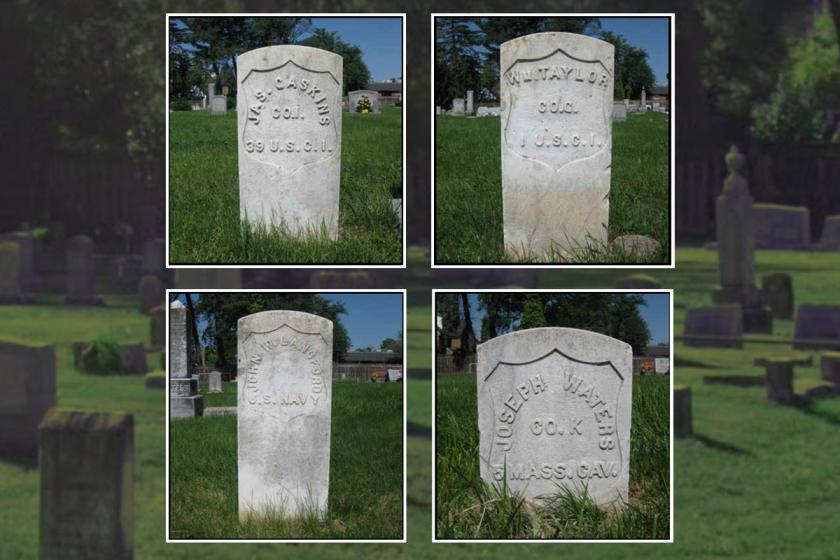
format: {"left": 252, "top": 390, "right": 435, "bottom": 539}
{"left": 150, "top": 305, "right": 165, "bottom": 348}
{"left": 476, "top": 106, "right": 501, "bottom": 117}
{"left": 821, "top": 352, "right": 840, "bottom": 384}
{"left": 477, "top": 327, "right": 632, "bottom": 507}
{"left": 712, "top": 146, "right": 772, "bottom": 333}
{"left": 0, "top": 242, "right": 23, "bottom": 303}
{"left": 466, "top": 90, "right": 474, "bottom": 114}
{"left": 210, "top": 95, "right": 227, "bottom": 115}
{"left": 39, "top": 410, "right": 133, "bottom": 560}
{"left": 654, "top": 357, "right": 670, "bottom": 374}
{"left": 752, "top": 204, "right": 811, "bottom": 250}
{"left": 169, "top": 301, "right": 203, "bottom": 419}
{"left": 65, "top": 235, "right": 103, "bottom": 305}
{"left": 238, "top": 310, "right": 333, "bottom": 519}
{"left": 348, "top": 89, "right": 379, "bottom": 113}
{"left": 674, "top": 386, "right": 692, "bottom": 438}
{"left": 0, "top": 339, "right": 56, "bottom": 464}
{"left": 500, "top": 33, "right": 615, "bottom": 258}
{"left": 119, "top": 342, "right": 147, "bottom": 375}
{"left": 764, "top": 359, "right": 794, "bottom": 405}
{"left": 793, "top": 304, "right": 840, "bottom": 349}
{"left": 141, "top": 238, "right": 165, "bottom": 275}
{"left": 205, "top": 406, "right": 237, "bottom": 417}
{"left": 612, "top": 101, "right": 627, "bottom": 122}
{"left": 237, "top": 46, "right": 342, "bottom": 236}
{"left": 816, "top": 215, "right": 840, "bottom": 251}
{"left": 436, "top": 105, "right": 441, "bottom": 115}
{"left": 760, "top": 273, "right": 794, "bottom": 320}
{"left": 208, "top": 371, "right": 222, "bottom": 393}
{"left": 683, "top": 305, "right": 743, "bottom": 348}
{"left": 451, "top": 98, "right": 465, "bottom": 114}
{"left": 137, "top": 275, "right": 163, "bottom": 314}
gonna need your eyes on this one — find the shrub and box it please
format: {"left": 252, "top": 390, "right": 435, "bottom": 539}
{"left": 80, "top": 335, "right": 121, "bottom": 374}
{"left": 170, "top": 98, "right": 193, "bottom": 111}
{"left": 356, "top": 95, "right": 372, "bottom": 113}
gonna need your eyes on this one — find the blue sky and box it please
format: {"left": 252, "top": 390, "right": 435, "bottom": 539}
{"left": 310, "top": 17, "right": 402, "bottom": 82}
{"left": 597, "top": 17, "right": 670, "bottom": 85}
{"left": 177, "top": 293, "right": 403, "bottom": 352}
{"left": 459, "top": 293, "right": 671, "bottom": 346}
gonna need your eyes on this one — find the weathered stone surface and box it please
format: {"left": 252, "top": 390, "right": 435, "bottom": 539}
{"left": 65, "top": 235, "right": 103, "bottom": 305}
{"left": 348, "top": 89, "right": 379, "bottom": 113}
{"left": 119, "top": 343, "right": 146, "bottom": 375}
{"left": 0, "top": 242, "right": 23, "bottom": 302}
{"left": 237, "top": 46, "right": 342, "bottom": 236}
{"left": 765, "top": 359, "right": 794, "bottom": 405}
{"left": 392, "top": 198, "right": 402, "bottom": 227}
{"left": 674, "top": 386, "right": 692, "bottom": 438}
{"left": 169, "top": 301, "right": 202, "bottom": 419}
{"left": 0, "top": 231, "right": 35, "bottom": 291}
{"left": 451, "top": 98, "right": 465, "bottom": 114}
{"left": 816, "top": 215, "right": 840, "bottom": 250}
{"left": 613, "top": 274, "right": 661, "bottom": 289}
{"left": 683, "top": 305, "right": 743, "bottom": 348}
{"left": 760, "top": 272, "right": 794, "bottom": 320}
{"left": 793, "top": 304, "right": 840, "bottom": 349}
{"left": 612, "top": 101, "right": 627, "bottom": 122}
{"left": 174, "top": 269, "right": 242, "bottom": 289}
{"left": 150, "top": 305, "right": 165, "bottom": 348}
{"left": 0, "top": 339, "right": 56, "bottom": 465}
{"left": 205, "top": 406, "right": 237, "bottom": 417}
{"left": 209, "top": 371, "right": 222, "bottom": 393}
{"left": 821, "top": 352, "right": 840, "bottom": 384}
{"left": 466, "top": 90, "right": 474, "bottom": 114}
{"left": 436, "top": 105, "right": 441, "bottom": 115}
{"left": 141, "top": 238, "right": 165, "bottom": 275}
{"left": 501, "top": 33, "right": 614, "bottom": 258}
{"left": 477, "top": 327, "right": 632, "bottom": 507}
{"left": 238, "top": 310, "right": 333, "bottom": 519}
{"left": 39, "top": 410, "right": 133, "bottom": 559}
{"left": 654, "top": 357, "right": 670, "bottom": 374}
{"left": 476, "top": 106, "right": 501, "bottom": 117}
{"left": 210, "top": 95, "right": 227, "bottom": 115}
{"left": 611, "top": 234, "right": 661, "bottom": 259}
{"left": 137, "top": 275, "right": 163, "bottom": 315}
{"left": 752, "top": 204, "right": 811, "bottom": 250}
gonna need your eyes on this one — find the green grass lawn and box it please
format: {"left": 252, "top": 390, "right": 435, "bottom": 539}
{"left": 435, "top": 373, "right": 669, "bottom": 540}
{"left": 169, "top": 108, "right": 402, "bottom": 264}
{"left": 169, "top": 380, "right": 403, "bottom": 539}
{"left": 435, "top": 112, "right": 670, "bottom": 264}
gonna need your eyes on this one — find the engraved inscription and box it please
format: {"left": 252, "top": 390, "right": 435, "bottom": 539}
{"left": 240, "top": 62, "right": 339, "bottom": 173}
{"left": 243, "top": 331, "right": 325, "bottom": 408}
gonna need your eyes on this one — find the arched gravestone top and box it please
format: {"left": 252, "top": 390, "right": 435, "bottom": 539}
{"left": 237, "top": 310, "right": 333, "bottom": 520}
{"left": 348, "top": 90, "right": 380, "bottom": 113}
{"left": 477, "top": 327, "right": 632, "bottom": 507}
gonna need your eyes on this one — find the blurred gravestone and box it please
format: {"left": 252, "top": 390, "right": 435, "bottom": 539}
{"left": 0, "top": 231, "right": 34, "bottom": 291}
{"left": 150, "top": 305, "right": 165, "bottom": 348}
{"left": 0, "top": 339, "right": 55, "bottom": 465}
{"left": 39, "top": 410, "right": 133, "bottom": 560}
{"left": 752, "top": 204, "right": 810, "bottom": 250}
{"left": 348, "top": 90, "right": 379, "bottom": 113}
{"left": 821, "top": 352, "right": 840, "bottom": 383}
{"left": 816, "top": 215, "right": 840, "bottom": 250}
{"left": 501, "top": 33, "right": 615, "bottom": 258}
{"left": 169, "top": 301, "right": 203, "bottom": 419}
{"left": 712, "top": 147, "right": 771, "bottom": 333}
{"left": 764, "top": 359, "right": 795, "bottom": 405}
{"left": 209, "top": 371, "right": 222, "bottom": 393}
{"left": 674, "top": 386, "right": 692, "bottom": 438}
{"left": 466, "top": 90, "right": 474, "bottom": 114}
{"left": 238, "top": 310, "right": 333, "bottom": 519}
{"left": 477, "top": 328, "right": 632, "bottom": 507}
{"left": 451, "top": 98, "right": 465, "bottom": 114}
{"left": 654, "top": 357, "right": 670, "bottom": 374}
{"left": 760, "top": 273, "right": 794, "bottom": 320}
{"left": 141, "top": 238, "right": 165, "bottom": 275}
{"left": 237, "top": 46, "right": 342, "bottom": 237}
{"left": 683, "top": 305, "right": 743, "bottom": 348}
{"left": 119, "top": 343, "right": 146, "bottom": 375}
{"left": 0, "top": 242, "right": 23, "bottom": 303}
{"left": 612, "top": 101, "right": 627, "bottom": 122}
{"left": 792, "top": 305, "right": 840, "bottom": 349}
{"left": 65, "top": 235, "right": 103, "bottom": 305}
{"left": 137, "top": 275, "right": 163, "bottom": 314}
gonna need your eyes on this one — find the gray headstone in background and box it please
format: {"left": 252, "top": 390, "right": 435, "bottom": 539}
{"left": 501, "top": 33, "right": 615, "bottom": 258}
{"left": 137, "top": 275, "right": 163, "bottom": 315}
{"left": 821, "top": 352, "right": 840, "bottom": 384}
{"left": 210, "top": 96, "right": 227, "bottom": 115}
{"left": 209, "top": 371, "right": 222, "bottom": 393}
{"left": 205, "top": 406, "right": 237, "bottom": 417}
{"left": 760, "top": 272, "right": 794, "bottom": 320}
{"left": 477, "top": 327, "right": 632, "bottom": 507}
{"left": 141, "top": 238, "right": 165, "bottom": 275}
{"left": 476, "top": 106, "right": 501, "bottom": 117}
{"left": 348, "top": 89, "right": 380, "bottom": 113}
{"left": 0, "top": 231, "right": 35, "bottom": 291}
{"left": 451, "top": 98, "right": 465, "bottom": 114}
{"left": 654, "top": 357, "right": 670, "bottom": 374}
{"left": 119, "top": 343, "right": 147, "bottom": 375}
{"left": 238, "top": 46, "right": 342, "bottom": 237}
{"left": 793, "top": 304, "right": 840, "bottom": 349}
{"left": 466, "top": 90, "right": 474, "bottom": 114}
{"left": 683, "top": 305, "right": 743, "bottom": 348}
{"left": 612, "top": 100, "right": 627, "bottom": 122}
{"left": 752, "top": 204, "right": 811, "bottom": 250}
{"left": 169, "top": 301, "right": 203, "bottom": 419}
{"left": 641, "top": 86, "right": 647, "bottom": 108}
{"left": 238, "top": 310, "right": 333, "bottom": 520}
{"left": 816, "top": 215, "right": 840, "bottom": 250}
{"left": 65, "top": 235, "right": 103, "bottom": 306}
{"left": 436, "top": 106, "right": 441, "bottom": 115}
{"left": 0, "top": 339, "right": 55, "bottom": 465}
{"left": 150, "top": 305, "right": 165, "bottom": 348}
{"left": 39, "top": 410, "right": 133, "bottom": 560}
{"left": 0, "top": 242, "right": 23, "bottom": 303}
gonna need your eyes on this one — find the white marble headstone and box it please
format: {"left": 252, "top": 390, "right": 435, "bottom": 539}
{"left": 237, "top": 310, "right": 333, "bottom": 520}
{"left": 237, "top": 46, "right": 343, "bottom": 237}
{"left": 500, "top": 33, "right": 615, "bottom": 258}
{"left": 477, "top": 327, "right": 632, "bottom": 507}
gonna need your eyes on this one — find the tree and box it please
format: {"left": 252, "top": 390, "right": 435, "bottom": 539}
{"left": 436, "top": 293, "right": 462, "bottom": 334}
{"left": 519, "top": 295, "right": 548, "bottom": 330}
{"left": 302, "top": 28, "right": 371, "bottom": 94}
{"left": 601, "top": 31, "right": 656, "bottom": 99}
{"left": 380, "top": 334, "right": 402, "bottom": 354}
{"left": 435, "top": 18, "right": 483, "bottom": 107}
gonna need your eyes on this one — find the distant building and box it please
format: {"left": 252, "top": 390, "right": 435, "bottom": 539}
{"left": 648, "top": 85, "right": 669, "bottom": 106}
{"left": 365, "top": 81, "right": 402, "bottom": 105}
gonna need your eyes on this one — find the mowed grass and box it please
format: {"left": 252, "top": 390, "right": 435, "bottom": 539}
{"left": 435, "top": 112, "right": 670, "bottom": 264}
{"left": 435, "top": 373, "right": 669, "bottom": 539}
{"left": 169, "top": 108, "right": 402, "bottom": 264}
{"left": 169, "top": 380, "right": 403, "bottom": 539}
